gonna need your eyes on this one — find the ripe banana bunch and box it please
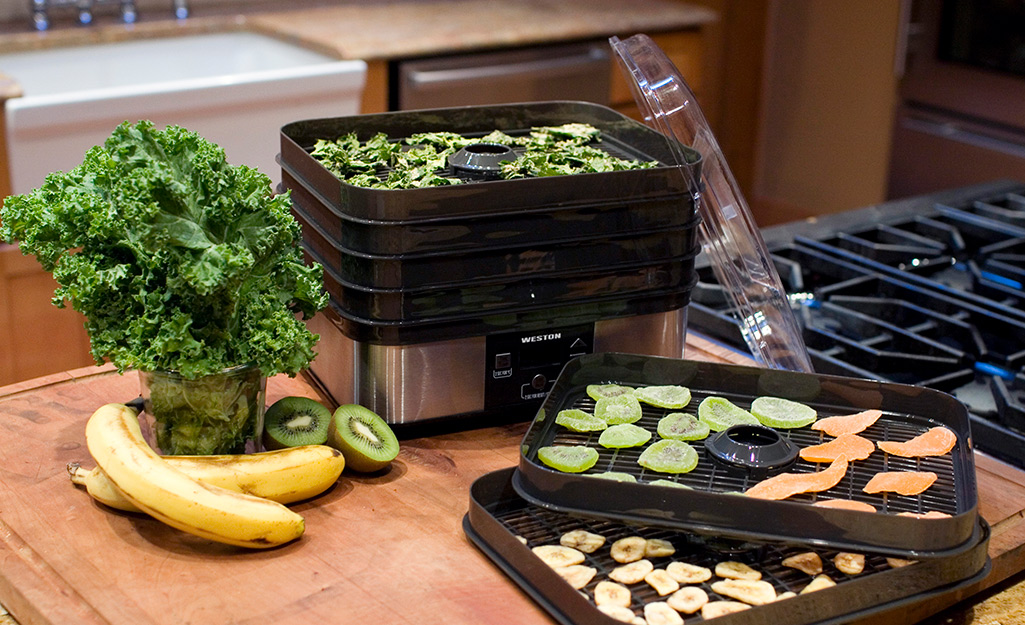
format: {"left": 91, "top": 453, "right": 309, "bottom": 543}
{"left": 79, "top": 403, "right": 344, "bottom": 549}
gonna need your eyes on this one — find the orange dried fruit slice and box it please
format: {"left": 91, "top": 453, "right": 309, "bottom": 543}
{"left": 811, "top": 499, "right": 877, "bottom": 513}
{"left": 811, "top": 409, "right": 882, "bottom": 437}
{"left": 863, "top": 471, "right": 937, "bottom": 496}
{"left": 744, "top": 456, "right": 849, "bottom": 500}
{"left": 898, "top": 510, "right": 952, "bottom": 519}
{"left": 799, "top": 433, "right": 875, "bottom": 462}
{"left": 877, "top": 426, "right": 956, "bottom": 458}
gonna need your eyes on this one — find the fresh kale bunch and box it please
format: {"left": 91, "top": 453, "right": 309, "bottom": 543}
{"left": 311, "top": 123, "right": 656, "bottom": 190}
{"left": 0, "top": 121, "right": 328, "bottom": 380}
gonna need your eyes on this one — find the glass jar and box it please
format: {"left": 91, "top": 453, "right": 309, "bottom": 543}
{"left": 138, "top": 364, "right": 266, "bottom": 455}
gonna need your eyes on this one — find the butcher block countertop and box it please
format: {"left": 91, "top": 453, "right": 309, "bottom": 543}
{"left": 2, "top": 335, "right": 1025, "bottom": 625}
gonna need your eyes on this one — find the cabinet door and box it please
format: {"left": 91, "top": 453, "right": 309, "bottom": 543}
{"left": 0, "top": 243, "right": 94, "bottom": 386}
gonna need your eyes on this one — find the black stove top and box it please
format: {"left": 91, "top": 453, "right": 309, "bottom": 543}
{"left": 689, "top": 179, "right": 1025, "bottom": 468}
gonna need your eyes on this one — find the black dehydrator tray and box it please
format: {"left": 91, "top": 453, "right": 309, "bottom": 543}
{"left": 514, "top": 353, "right": 979, "bottom": 559}
{"left": 465, "top": 468, "right": 990, "bottom": 625}
{"left": 308, "top": 243, "right": 699, "bottom": 322}
{"left": 293, "top": 200, "right": 701, "bottom": 290}
{"left": 316, "top": 283, "right": 694, "bottom": 346}
{"left": 279, "top": 100, "right": 701, "bottom": 223}
{"left": 282, "top": 164, "right": 697, "bottom": 256}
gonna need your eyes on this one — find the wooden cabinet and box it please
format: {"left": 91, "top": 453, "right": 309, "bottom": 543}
{"left": 0, "top": 243, "right": 95, "bottom": 386}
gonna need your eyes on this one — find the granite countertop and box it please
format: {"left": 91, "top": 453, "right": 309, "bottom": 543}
{"left": 0, "top": 0, "right": 716, "bottom": 61}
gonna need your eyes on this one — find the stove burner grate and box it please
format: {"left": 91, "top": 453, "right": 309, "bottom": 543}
{"left": 689, "top": 181, "right": 1025, "bottom": 468}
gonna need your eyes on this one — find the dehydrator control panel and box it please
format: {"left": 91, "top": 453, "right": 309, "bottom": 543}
{"left": 484, "top": 324, "right": 595, "bottom": 409}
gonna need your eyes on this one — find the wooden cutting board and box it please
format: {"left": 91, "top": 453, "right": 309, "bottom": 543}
{"left": 1, "top": 337, "right": 1025, "bottom": 625}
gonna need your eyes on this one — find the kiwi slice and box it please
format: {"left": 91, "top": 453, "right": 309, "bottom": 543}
{"left": 593, "top": 471, "right": 637, "bottom": 482}
{"left": 555, "top": 409, "right": 608, "bottom": 432}
{"left": 327, "top": 404, "right": 400, "bottom": 473}
{"left": 697, "top": 396, "right": 760, "bottom": 432}
{"left": 599, "top": 423, "right": 652, "bottom": 449}
{"left": 657, "top": 413, "right": 711, "bottom": 441}
{"left": 635, "top": 385, "right": 692, "bottom": 409}
{"left": 750, "top": 396, "right": 818, "bottom": 428}
{"left": 262, "top": 396, "right": 331, "bottom": 450}
{"left": 648, "top": 478, "right": 692, "bottom": 489}
{"left": 537, "top": 445, "right": 600, "bottom": 473}
{"left": 638, "top": 439, "right": 699, "bottom": 474}
{"left": 595, "top": 394, "right": 643, "bottom": 425}
{"left": 586, "top": 384, "right": 635, "bottom": 401}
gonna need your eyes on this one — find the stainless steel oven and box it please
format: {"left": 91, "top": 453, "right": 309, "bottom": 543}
{"left": 888, "top": 0, "right": 1025, "bottom": 198}
{"left": 394, "top": 41, "right": 611, "bottom": 110}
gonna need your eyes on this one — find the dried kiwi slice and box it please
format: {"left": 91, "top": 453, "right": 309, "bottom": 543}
{"left": 598, "top": 423, "right": 652, "bottom": 449}
{"left": 538, "top": 445, "right": 600, "bottom": 473}
{"left": 595, "top": 394, "right": 643, "bottom": 425}
{"left": 555, "top": 409, "right": 607, "bottom": 432}
{"left": 593, "top": 471, "right": 638, "bottom": 482}
{"left": 638, "top": 439, "right": 699, "bottom": 474}
{"left": 750, "top": 396, "right": 818, "bottom": 429}
{"left": 635, "top": 385, "right": 692, "bottom": 409}
{"left": 698, "top": 396, "right": 760, "bottom": 432}
{"left": 649, "top": 478, "right": 692, "bottom": 489}
{"left": 586, "top": 384, "right": 635, "bottom": 401}
{"left": 657, "top": 413, "right": 711, "bottom": 441}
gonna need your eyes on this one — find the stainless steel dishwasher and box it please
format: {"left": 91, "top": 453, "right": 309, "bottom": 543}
{"left": 395, "top": 41, "right": 611, "bottom": 110}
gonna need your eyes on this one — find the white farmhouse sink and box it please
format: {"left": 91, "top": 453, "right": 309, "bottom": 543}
{"left": 2, "top": 31, "right": 367, "bottom": 194}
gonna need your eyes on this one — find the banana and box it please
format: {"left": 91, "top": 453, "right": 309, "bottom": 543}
{"left": 84, "top": 403, "right": 305, "bottom": 549}
{"left": 69, "top": 445, "right": 344, "bottom": 512}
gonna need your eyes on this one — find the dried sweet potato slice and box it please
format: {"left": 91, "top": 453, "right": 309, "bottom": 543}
{"left": 863, "top": 471, "right": 937, "bottom": 496}
{"left": 744, "top": 456, "right": 849, "bottom": 500}
{"left": 799, "top": 433, "right": 875, "bottom": 462}
{"left": 811, "top": 499, "right": 877, "bottom": 513}
{"left": 877, "top": 426, "right": 957, "bottom": 458}
{"left": 811, "top": 409, "right": 882, "bottom": 437}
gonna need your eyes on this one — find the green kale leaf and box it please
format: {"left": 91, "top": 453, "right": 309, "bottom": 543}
{"left": 0, "top": 121, "right": 328, "bottom": 380}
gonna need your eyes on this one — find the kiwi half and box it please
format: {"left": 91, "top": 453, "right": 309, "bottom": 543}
{"left": 327, "top": 404, "right": 400, "bottom": 473}
{"left": 262, "top": 396, "right": 332, "bottom": 450}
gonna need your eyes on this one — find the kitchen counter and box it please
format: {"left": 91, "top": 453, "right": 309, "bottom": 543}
{"left": 2, "top": 334, "right": 1025, "bottom": 625}
{"left": 0, "top": 0, "right": 716, "bottom": 59}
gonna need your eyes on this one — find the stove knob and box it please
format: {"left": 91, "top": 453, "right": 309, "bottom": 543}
{"left": 531, "top": 374, "right": 547, "bottom": 390}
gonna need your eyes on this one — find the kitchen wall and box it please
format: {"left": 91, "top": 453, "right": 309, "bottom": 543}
{"left": 750, "top": 0, "right": 903, "bottom": 226}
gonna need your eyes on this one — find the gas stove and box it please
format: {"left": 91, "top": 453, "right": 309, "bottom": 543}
{"left": 689, "top": 179, "right": 1025, "bottom": 468}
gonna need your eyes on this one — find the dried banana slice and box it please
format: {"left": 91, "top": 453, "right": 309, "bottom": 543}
{"left": 666, "top": 586, "right": 709, "bottom": 614}
{"left": 609, "top": 559, "right": 654, "bottom": 584}
{"left": 644, "top": 538, "right": 676, "bottom": 558}
{"left": 555, "top": 564, "right": 596, "bottom": 589}
{"left": 610, "top": 536, "right": 648, "bottom": 563}
{"left": 710, "top": 579, "right": 777, "bottom": 606}
{"left": 560, "top": 529, "right": 606, "bottom": 554}
{"left": 644, "top": 569, "right": 681, "bottom": 596}
{"left": 714, "top": 561, "right": 761, "bottom": 580}
{"left": 532, "top": 544, "right": 585, "bottom": 568}
{"left": 833, "top": 552, "right": 865, "bottom": 575}
{"left": 665, "top": 561, "right": 713, "bottom": 584}
{"left": 594, "top": 580, "right": 633, "bottom": 608}
{"left": 644, "top": 601, "right": 684, "bottom": 625}
{"left": 886, "top": 557, "right": 916, "bottom": 569}
{"left": 775, "top": 591, "right": 797, "bottom": 602}
{"left": 597, "top": 604, "right": 639, "bottom": 623}
{"left": 701, "top": 601, "right": 751, "bottom": 619}
{"left": 782, "top": 552, "right": 823, "bottom": 576}
{"left": 800, "top": 574, "right": 836, "bottom": 594}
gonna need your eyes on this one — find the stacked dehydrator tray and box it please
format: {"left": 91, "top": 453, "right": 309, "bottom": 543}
{"left": 279, "top": 100, "right": 703, "bottom": 430}
{"left": 463, "top": 353, "right": 990, "bottom": 625}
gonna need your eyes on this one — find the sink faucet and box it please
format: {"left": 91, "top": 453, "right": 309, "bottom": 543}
{"left": 30, "top": 0, "right": 188, "bottom": 30}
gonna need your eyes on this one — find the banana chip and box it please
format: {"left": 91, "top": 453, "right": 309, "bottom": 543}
{"left": 609, "top": 559, "right": 654, "bottom": 585}
{"left": 643, "top": 601, "right": 683, "bottom": 625}
{"left": 644, "top": 569, "right": 680, "bottom": 596}
{"left": 597, "top": 604, "right": 639, "bottom": 623}
{"left": 532, "top": 544, "right": 585, "bottom": 568}
{"left": 782, "top": 552, "right": 823, "bottom": 576}
{"left": 594, "top": 580, "right": 632, "bottom": 608}
{"left": 710, "top": 579, "right": 777, "bottom": 606}
{"left": 701, "top": 601, "right": 751, "bottom": 619}
{"left": 714, "top": 561, "right": 761, "bottom": 580}
{"left": 665, "top": 561, "right": 713, "bottom": 584}
{"left": 644, "top": 538, "right": 676, "bottom": 558}
{"left": 666, "top": 586, "right": 709, "bottom": 614}
{"left": 800, "top": 574, "right": 836, "bottom": 594}
{"left": 555, "top": 564, "right": 597, "bottom": 589}
{"left": 610, "top": 536, "right": 648, "bottom": 563}
{"left": 560, "top": 529, "right": 606, "bottom": 554}
{"left": 834, "top": 552, "right": 865, "bottom": 575}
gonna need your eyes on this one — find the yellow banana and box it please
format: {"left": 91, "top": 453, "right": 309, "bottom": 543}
{"left": 85, "top": 403, "right": 305, "bottom": 549}
{"left": 69, "top": 445, "right": 344, "bottom": 512}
